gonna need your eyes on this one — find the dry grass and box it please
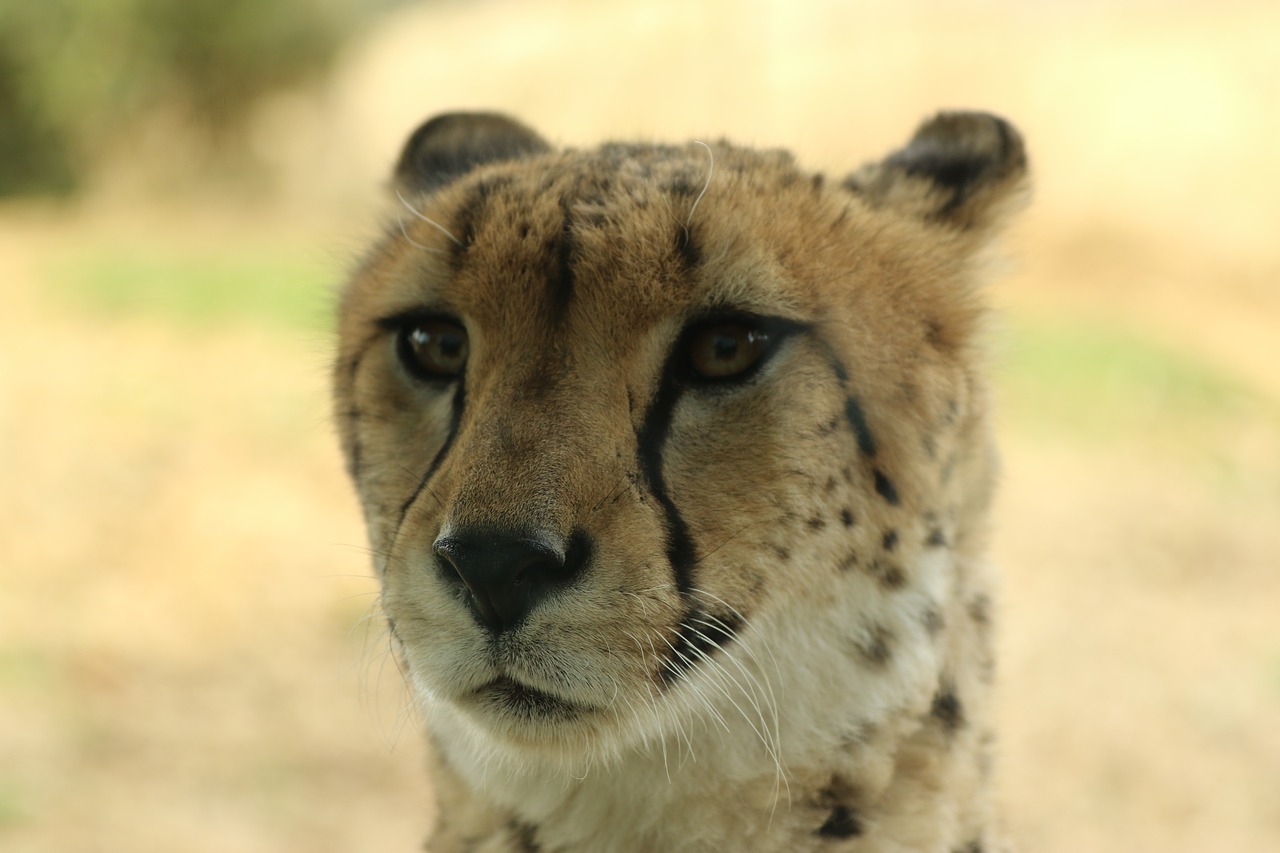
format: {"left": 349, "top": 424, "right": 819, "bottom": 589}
{"left": 3, "top": 1, "right": 1278, "bottom": 850}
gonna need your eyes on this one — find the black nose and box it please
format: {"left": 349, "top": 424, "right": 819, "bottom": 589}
{"left": 432, "top": 528, "right": 592, "bottom": 633}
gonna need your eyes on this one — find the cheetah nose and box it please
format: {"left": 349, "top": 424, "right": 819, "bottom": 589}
{"left": 431, "top": 528, "right": 591, "bottom": 634}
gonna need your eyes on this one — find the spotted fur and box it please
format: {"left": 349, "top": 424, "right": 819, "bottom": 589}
{"left": 334, "top": 110, "right": 1027, "bottom": 851}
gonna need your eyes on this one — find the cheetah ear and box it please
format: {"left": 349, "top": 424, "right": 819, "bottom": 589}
{"left": 393, "top": 112, "right": 551, "bottom": 194}
{"left": 843, "top": 111, "right": 1028, "bottom": 233}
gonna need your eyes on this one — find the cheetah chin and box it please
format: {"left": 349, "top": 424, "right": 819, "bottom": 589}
{"left": 334, "top": 109, "right": 1027, "bottom": 852}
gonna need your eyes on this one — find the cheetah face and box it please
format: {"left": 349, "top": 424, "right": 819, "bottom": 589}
{"left": 334, "top": 113, "right": 1025, "bottom": 760}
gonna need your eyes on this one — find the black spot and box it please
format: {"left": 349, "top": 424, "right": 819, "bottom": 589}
{"left": 817, "top": 805, "right": 862, "bottom": 839}
{"left": 870, "top": 558, "right": 905, "bottom": 589}
{"left": 508, "top": 819, "right": 541, "bottom": 852}
{"left": 843, "top": 397, "right": 877, "bottom": 457}
{"left": 856, "top": 625, "right": 894, "bottom": 666}
{"left": 952, "top": 842, "right": 984, "bottom": 853}
{"left": 808, "top": 516, "right": 827, "bottom": 531}
{"left": 873, "top": 469, "right": 901, "bottom": 505}
{"left": 837, "top": 552, "right": 858, "bottom": 572}
{"left": 811, "top": 173, "right": 826, "bottom": 192}
{"left": 968, "top": 594, "right": 991, "bottom": 626}
{"left": 881, "top": 529, "right": 898, "bottom": 551}
{"left": 931, "top": 685, "right": 965, "bottom": 733}
{"left": 922, "top": 608, "right": 945, "bottom": 636}
{"left": 772, "top": 544, "right": 791, "bottom": 562}
{"left": 840, "top": 508, "right": 855, "bottom": 528}
{"left": 926, "top": 528, "right": 948, "bottom": 547}
{"left": 666, "top": 173, "right": 698, "bottom": 196}
{"left": 824, "top": 476, "right": 838, "bottom": 493}
{"left": 925, "top": 318, "right": 945, "bottom": 348}
{"left": 841, "top": 466, "right": 853, "bottom": 484}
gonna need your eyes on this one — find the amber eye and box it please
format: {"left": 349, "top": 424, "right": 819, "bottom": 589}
{"left": 687, "top": 324, "right": 771, "bottom": 380}
{"left": 396, "top": 318, "right": 469, "bottom": 380}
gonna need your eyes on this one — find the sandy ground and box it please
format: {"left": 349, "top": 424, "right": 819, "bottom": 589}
{"left": 2, "top": 1, "right": 1279, "bottom": 851}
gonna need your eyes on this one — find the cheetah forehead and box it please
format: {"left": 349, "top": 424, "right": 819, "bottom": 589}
{"left": 344, "top": 110, "right": 1026, "bottom": 355}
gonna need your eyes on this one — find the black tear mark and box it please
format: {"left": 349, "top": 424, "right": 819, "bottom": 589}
{"left": 881, "top": 529, "right": 898, "bottom": 551}
{"left": 844, "top": 396, "right": 877, "bottom": 457}
{"left": 391, "top": 375, "right": 466, "bottom": 540}
{"left": 873, "top": 469, "right": 901, "bottom": 505}
{"left": 660, "top": 610, "right": 744, "bottom": 686}
{"left": 636, "top": 364, "right": 699, "bottom": 599}
{"left": 931, "top": 683, "right": 965, "bottom": 733}
{"left": 817, "top": 805, "right": 862, "bottom": 839}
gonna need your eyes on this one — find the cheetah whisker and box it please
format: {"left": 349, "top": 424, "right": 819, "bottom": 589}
{"left": 396, "top": 189, "right": 465, "bottom": 247}
{"left": 686, "top": 140, "right": 714, "bottom": 229}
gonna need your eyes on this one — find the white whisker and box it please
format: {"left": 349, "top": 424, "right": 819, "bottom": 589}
{"left": 686, "top": 140, "right": 714, "bottom": 228}
{"left": 397, "top": 189, "right": 464, "bottom": 247}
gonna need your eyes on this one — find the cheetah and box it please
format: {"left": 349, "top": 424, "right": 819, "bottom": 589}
{"left": 333, "top": 110, "right": 1027, "bottom": 851}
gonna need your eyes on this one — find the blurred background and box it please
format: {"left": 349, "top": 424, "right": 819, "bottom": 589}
{"left": 1, "top": 0, "right": 1277, "bottom": 850}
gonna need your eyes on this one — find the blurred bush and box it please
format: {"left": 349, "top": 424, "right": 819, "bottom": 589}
{"left": 0, "top": 0, "right": 401, "bottom": 198}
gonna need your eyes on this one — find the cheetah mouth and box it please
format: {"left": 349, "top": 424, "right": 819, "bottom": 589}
{"left": 473, "top": 676, "right": 590, "bottom": 719}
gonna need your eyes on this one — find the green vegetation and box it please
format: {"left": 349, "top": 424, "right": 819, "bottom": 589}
{"left": 46, "top": 247, "right": 337, "bottom": 333}
{"left": 0, "top": 0, "right": 399, "bottom": 197}
{"left": 0, "top": 780, "right": 27, "bottom": 829}
{"left": 998, "top": 315, "right": 1271, "bottom": 450}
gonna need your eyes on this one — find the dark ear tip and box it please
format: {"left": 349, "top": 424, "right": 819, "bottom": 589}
{"left": 894, "top": 111, "right": 1027, "bottom": 183}
{"left": 393, "top": 111, "right": 550, "bottom": 194}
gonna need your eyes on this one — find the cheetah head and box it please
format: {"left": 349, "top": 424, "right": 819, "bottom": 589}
{"left": 334, "top": 112, "right": 1026, "bottom": 769}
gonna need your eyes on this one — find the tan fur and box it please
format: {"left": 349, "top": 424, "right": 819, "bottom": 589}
{"left": 334, "top": 111, "right": 1028, "bottom": 852}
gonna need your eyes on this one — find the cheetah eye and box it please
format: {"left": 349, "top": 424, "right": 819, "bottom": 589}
{"left": 394, "top": 317, "right": 469, "bottom": 381}
{"left": 686, "top": 323, "right": 772, "bottom": 381}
